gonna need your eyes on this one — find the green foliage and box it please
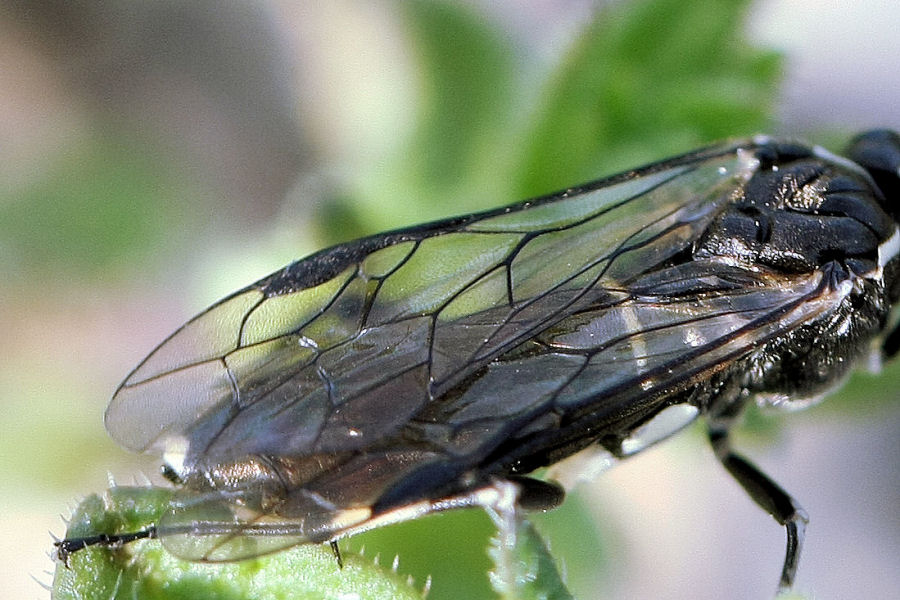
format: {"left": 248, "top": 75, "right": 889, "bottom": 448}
{"left": 512, "top": 0, "right": 781, "bottom": 197}
{"left": 401, "top": 0, "right": 516, "bottom": 191}
{"left": 0, "top": 133, "right": 183, "bottom": 281}
{"left": 349, "top": 508, "right": 498, "bottom": 599}
{"left": 322, "top": 0, "right": 521, "bottom": 240}
{"left": 330, "top": 0, "right": 780, "bottom": 241}
{"left": 52, "top": 486, "right": 578, "bottom": 600}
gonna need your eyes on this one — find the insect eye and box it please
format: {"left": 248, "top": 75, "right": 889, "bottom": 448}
{"left": 845, "top": 129, "right": 900, "bottom": 220}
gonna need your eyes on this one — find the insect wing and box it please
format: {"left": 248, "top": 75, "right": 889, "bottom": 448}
{"left": 156, "top": 489, "right": 319, "bottom": 561}
{"left": 102, "top": 140, "right": 800, "bottom": 559}
{"left": 106, "top": 143, "right": 754, "bottom": 460}
{"left": 492, "top": 263, "right": 849, "bottom": 448}
{"left": 154, "top": 450, "right": 448, "bottom": 561}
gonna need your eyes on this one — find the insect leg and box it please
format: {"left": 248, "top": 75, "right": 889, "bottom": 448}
{"left": 329, "top": 540, "right": 343, "bottom": 569}
{"left": 506, "top": 476, "right": 566, "bottom": 511}
{"left": 882, "top": 321, "right": 900, "bottom": 358}
{"left": 55, "top": 526, "right": 157, "bottom": 565}
{"left": 707, "top": 427, "right": 809, "bottom": 594}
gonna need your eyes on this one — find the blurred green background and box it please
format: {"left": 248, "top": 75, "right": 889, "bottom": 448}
{"left": 1, "top": 1, "right": 897, "bottom": 598}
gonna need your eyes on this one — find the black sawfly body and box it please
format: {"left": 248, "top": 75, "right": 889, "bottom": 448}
{"left": 57, "top": 130, "right": 900, "bottom": 594}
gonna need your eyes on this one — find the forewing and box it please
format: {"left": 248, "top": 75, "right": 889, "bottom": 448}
{"left": 105, "top": 141, "right": 761, "bottom": 474}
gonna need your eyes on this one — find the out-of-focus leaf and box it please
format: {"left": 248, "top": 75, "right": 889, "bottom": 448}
{"left": 329, "top": 0, "right": 780, "bottom": 250}
{"left": 400, "top": 0, "right": 516, "bottom": 192}
{"left": 513, "top": 0, "right": 782, "bottom": 197}
{"left": 530, "top": 490, "right": 611, "bottom": 599}
{"left": 326, "top": 0, "right": 519, "bottom": 239}
{"left": 1, "top": 134, "right": 184, "bottom": 280}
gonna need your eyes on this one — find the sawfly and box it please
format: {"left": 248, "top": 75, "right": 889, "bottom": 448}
{"left": 56, "top": 130, "right": 900, "bottom": 594}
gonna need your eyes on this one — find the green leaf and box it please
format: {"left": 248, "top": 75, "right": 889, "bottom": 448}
{"left": 348, "top": 508, "right": 498, "bottom": 600}
{"left": 322, "top": 0, "right": 520, "bottom": 241}
{"left": 328, "top": 0, "right": 781, "bottom": 247}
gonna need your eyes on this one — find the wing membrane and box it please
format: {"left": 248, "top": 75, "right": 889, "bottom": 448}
{"left": 106, "top": 141, "right": 765, "bottom": 474}
{"left": 413, "top": 264, "right": 848, "bottom": 466}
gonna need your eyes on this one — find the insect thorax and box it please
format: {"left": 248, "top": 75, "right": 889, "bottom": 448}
{"left": 698, "top": 141, "right": 899, "bottom": 417}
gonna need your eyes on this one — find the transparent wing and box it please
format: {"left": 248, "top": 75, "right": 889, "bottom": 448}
{"left": 155, "top": 450, "right": 448, "bottom": 561}
{"left": 106, "top": 141, "right": 757, "bottom": 466}
{"left": 415, "top": 263, "right": 850, "bottom": 468}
